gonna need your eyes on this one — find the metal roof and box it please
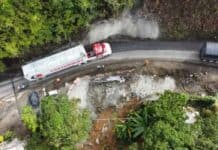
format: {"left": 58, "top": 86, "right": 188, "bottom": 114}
{"left": 205, "top": 42, "right": 218, "bottom": 56}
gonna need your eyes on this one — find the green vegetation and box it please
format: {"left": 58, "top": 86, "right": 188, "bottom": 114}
{"left": 196, "top": 115, "right": 218, "bottom": 149}
{"left": 0, "top": 135, "right": 3, "bottom": 143}
{"left": 25, "top": 95, "right": 91, "bottom": 150}
{"left": 3, "top": 130, "right": 14, "bottom": 141}
{"left": 115, "top": 91, "right": 218, "bottom": 149}
{"left": 0, "top": 0, "right": 134, "bottom": 72}
{"left": 21, "top": 106, "right": 38, "bottom": 133}
{"left": 0, "top": 130, "right": 15, "bottom": 143}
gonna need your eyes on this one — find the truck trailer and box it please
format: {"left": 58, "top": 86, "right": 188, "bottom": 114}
{"left": 22, "top": 42, "right": 112, "bottom": 81}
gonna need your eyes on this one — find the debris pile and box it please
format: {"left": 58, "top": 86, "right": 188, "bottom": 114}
{"left": 67, "top": 74, "right": 176, "bottom": 116}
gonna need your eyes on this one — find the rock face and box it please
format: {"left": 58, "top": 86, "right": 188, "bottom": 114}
{"left": 67, "top": 74, "right": 176, "bottom": 118}
{"left": 130, "top": 75, "right": 176, "bottom": 98}
{"left": 67, "top": 76, "right": 91, "bottom": 109}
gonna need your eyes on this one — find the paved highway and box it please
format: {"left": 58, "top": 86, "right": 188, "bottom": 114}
{"left": 0, "top": 41, "right": 205, "bottom": 100}
{"left": 111, "top": 40, "right": 203, "bottom": 51}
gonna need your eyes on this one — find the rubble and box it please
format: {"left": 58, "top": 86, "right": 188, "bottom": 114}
{"left": 0, "top": 138, "right": 25, "bottom": 150}
{"left": 184, "top": 107, "right": 199, "bottom": 124}
{"left": 66, "top": 74, "right": 176, "bottom": 118}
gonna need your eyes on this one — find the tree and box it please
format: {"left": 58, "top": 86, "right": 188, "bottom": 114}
{"left": 26, "top": 95, "right": 91, "bottom": 149}
{"left": 115, "top": 91, "right": 201, "bottom": 149}
{"left": 21, "top": 106, "right": 38, "bottom": 133}
{"left": 115, "top": 91, "right": 218, "bottom": 149}
{"left": 0, "top": 0, "right": 134, "bottom": 72}
{"left": 115, "top": 107, "right": 148, "bottom": 142}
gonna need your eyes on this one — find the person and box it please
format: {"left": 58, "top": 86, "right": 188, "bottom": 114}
{"left": 56, "top": 78, "right": 60, "bottom": 83}
{"left": 54, "top": 78, "right": 61, "bottom": 89}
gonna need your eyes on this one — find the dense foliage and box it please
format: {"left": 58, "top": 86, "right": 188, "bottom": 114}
{"left": 0, "top": 0, "right": 134, "bottom": 72}
{"left": 25, "top": 95, "right": 91, "bottom": 150}
{"left": 0, "top": 130, "right": 14, "bottom": 143}
{"left": 21, "top": 106, "right": 38, "bottom": 133}
{"left": 115, "top": 91, "right": 218, "bottom": 149}
{"left": 196, "top": 115, "right": 218, "bottom": 149}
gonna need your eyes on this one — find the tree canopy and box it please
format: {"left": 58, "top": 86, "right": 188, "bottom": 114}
{"left": 0, "top": 0, "right": 134, "bottom": 72}
{"left": 25, "top": 95, "right": 92, "bottom": 150}
{"left": 115, "top": 91, "right": 218, "bottom": 149}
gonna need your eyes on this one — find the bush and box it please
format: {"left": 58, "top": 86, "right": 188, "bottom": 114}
{"left": 25, "top": 133, "right": 48, "bottom": 150}
{"left": 201, "top": 108, "right": 213, "bottom": 117}
{"left": 0, "top": 61, "right": 5, "bottom": 72}
{"left": 0, "top": 135, "right": 4, "bottom": 143}
{"left": 115, "top": 91, "right": 199, "bottom": 149}
{"left": 188, "top": 95, "right": 216, "bottom": 107}
{"left": 195, "top": 114, "right": 218, "bottom": 149}
{"left": 3, "top": 131, "right": 14, "bottom": 141}
{"left": 21, "top": 106, "right": 38, "bottom": 133}
{"left": 26, "top": 95, "right": 92, "bottom": 150}
{"left": 115, "top": 91, "right": 218, "bottom": 149}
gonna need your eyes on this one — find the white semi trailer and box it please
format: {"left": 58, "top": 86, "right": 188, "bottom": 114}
{"left": 22, "top": 42, "right": 112, "bottom": 81}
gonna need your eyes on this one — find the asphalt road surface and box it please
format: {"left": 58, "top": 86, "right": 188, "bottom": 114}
{"left": 0, "top": 41, "right": 206, "bottom": 100}
{"left": 110, "top": 40, "right": 203, "bottom": 51}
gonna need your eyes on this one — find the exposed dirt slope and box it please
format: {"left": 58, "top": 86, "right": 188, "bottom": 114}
{"left": 143, "top": 0, "right": 218, "bottom": 40}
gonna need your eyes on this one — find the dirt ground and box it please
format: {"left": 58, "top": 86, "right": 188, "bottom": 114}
{"left": 80, "top": 99, "right": 142, "bottom": 150}
{"left": 142, "top": 0, "right": 218, "bottom": 40}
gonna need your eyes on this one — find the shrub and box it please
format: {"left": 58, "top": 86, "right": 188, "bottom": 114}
{"left": 0, "top": 135, "right": 4, "bottom": 143}
{"left": 115, "top": 91, "right": 218, "bottom": 149}
{"left": 3, "top": 131, "right": 14, "bottom": 141}
{"left": 21, "top": 106, "right": 38, "bottom": 133}
{"left": 26, "top": 95, "right": 92, "bottom": 150}
{"left": 0, "top": 61, "right": 5, "bottom": 72}
{"left": 115, "top": 91, "right": 198, "bottom": 149}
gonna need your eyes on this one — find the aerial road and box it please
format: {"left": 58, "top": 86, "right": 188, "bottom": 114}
{"left": 0, "top": 40, "right": 206, "bottom": 100}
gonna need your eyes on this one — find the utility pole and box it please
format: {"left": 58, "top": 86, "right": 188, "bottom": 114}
{"left": 0, "top": 73, "right": 21, "bottom": 115}
{"left": 10, "top": 77, "right": 21, "bottom": 115}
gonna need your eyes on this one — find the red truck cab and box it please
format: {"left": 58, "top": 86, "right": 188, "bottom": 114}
{"left": 87, "top": 42, "right": 112, "bottom": 58}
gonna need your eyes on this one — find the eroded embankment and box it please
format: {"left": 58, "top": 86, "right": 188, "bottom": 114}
{"left": 1, "top": 60, "right": 218, "bottom": 149}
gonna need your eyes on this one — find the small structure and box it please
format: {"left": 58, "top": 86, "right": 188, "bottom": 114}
{"left": 48, "top": 90, "right": 58, "bottom": 96}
